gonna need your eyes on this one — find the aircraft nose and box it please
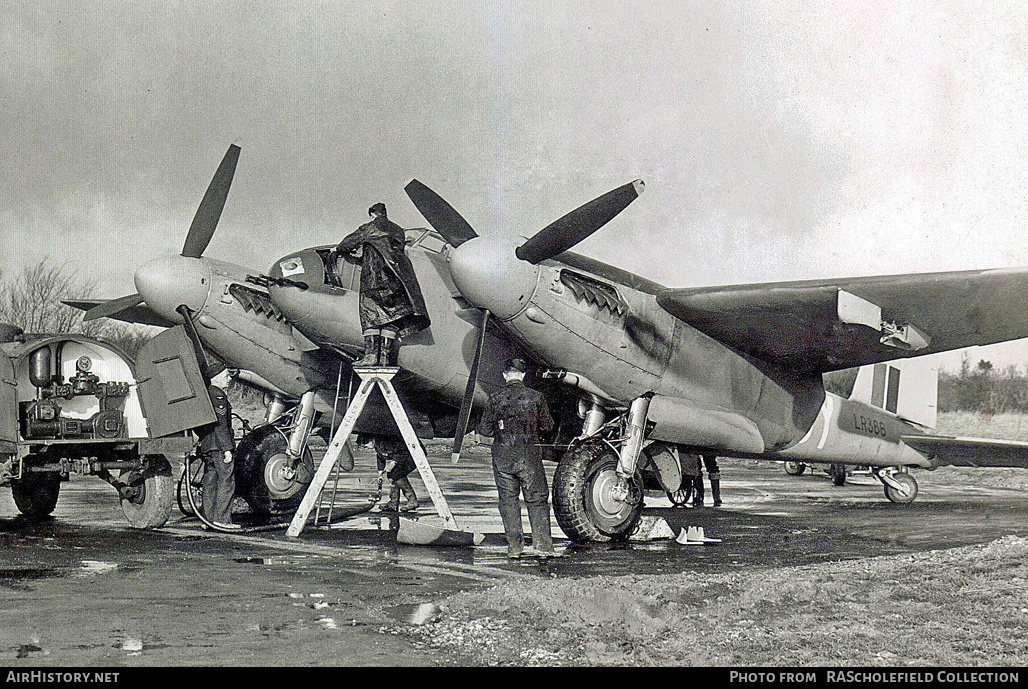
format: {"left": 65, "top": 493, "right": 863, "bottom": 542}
{"left": 134, "top": 255, "right": 211, "bottom": 322}
{"left": 448, "top": 237, "right": 539, "bottom": 320}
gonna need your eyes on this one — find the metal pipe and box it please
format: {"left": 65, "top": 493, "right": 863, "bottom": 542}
{"left": 287, "top": 391, "right": 317, "bottom": 459}
{"left": 580, "top": 398, "right": 607, "bottom": 438}
{"left": 617, "top": 394, "right": 652, "bottom": 480}
{"left": 264, "top": 395, "right": 288, "bottom": 424}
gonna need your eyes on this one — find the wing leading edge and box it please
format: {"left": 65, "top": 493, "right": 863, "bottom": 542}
{"left": 656, "top": 267, "right": 1028, "bottom": 375}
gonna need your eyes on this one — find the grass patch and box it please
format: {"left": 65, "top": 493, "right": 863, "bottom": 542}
{"left": 408, "top": 536, "right": 1028, "bottom": 666}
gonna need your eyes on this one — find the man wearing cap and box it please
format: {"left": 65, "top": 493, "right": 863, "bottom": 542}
{"left": 196, "top": 367, "right": 240, "bottom": 530}
{"left": 477, "top": 358, "right": 556, "bottom": 558}
{"left": 333, "top": 203, "right": 431, "bottom": 367}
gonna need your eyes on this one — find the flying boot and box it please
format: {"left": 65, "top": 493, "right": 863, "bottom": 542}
{"left": 355, "top": 329, "right": 381, "bottom": 368}
{"left": 693, "top": 476, "right": 705, "bottom": 507}
{"left": 380, "top": 329, "right": 398, "bottom": 367}
{"left": 397, "top": 477, "right": 419, "bottom": 512}
{"left": 710, "top": 472, "right": 722, "bottom": 507}
{"left": 380, "top": 482, "right": 400, "bottom": 512}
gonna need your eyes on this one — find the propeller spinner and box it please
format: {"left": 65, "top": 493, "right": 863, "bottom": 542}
{"left": 82, "top": 145, "right": 241, "bottom": 324}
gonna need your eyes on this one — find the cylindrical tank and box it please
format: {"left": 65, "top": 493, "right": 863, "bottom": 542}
{"left": 29, "top": 347, "right": 51, "bottom": 388}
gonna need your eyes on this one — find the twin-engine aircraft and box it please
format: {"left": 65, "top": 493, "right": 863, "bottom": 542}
{"left": 70, "top": 145, "right": 1028, "bottom": 541}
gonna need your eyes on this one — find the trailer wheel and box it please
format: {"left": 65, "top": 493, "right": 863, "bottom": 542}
{"left": 784, "top": 461, "right": 806, "bottom": 476}
{"left": 553, "top": 440, "right": 644, "bottom": 543}
{"left": 829, "top": 462, "right": 847, "bottom": 486}
{"left": 11, "top": 472, "right": 61, "bottom": 519}
{"left": 884, "top": 472, "right": 918, "bottom": 504}
{"left": 667, "top": 477, "right": 694, "bottom": 507}
{"left": 119, "top": 455, "right": 174, "bottom": 529}
{"left": 236, "top": 426, "right": 316, "bottom": 518}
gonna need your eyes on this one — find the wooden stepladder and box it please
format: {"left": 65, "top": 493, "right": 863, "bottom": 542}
{"left": 287, "top": 367, "right": 459, "bottom": 538}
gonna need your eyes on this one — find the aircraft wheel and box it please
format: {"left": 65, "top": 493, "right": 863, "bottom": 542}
{"left": 829, "top": 462, "right": 847, "bottom": 486}
{"left": 119, "top": 455, "right": 174, "bottom": 529}
{"left": 884, "top": 472, "right": 918, "bottom": 504}
{"left": 236, "top": 425, "right": 316, "bottom": 518}
{"left": 667, "top": 478, "right": 693, "bottom": 507}
{"left": 553, "top": 440, "right": 644, "bottom": 543}
{"left": 783, "top": 461, "right": 806, "bottom": 476}
{"left": 11, "top": 471, "right": 61, "bottom": 520}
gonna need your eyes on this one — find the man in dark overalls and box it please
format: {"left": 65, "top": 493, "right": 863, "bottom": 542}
{"left": 477, "top": 358, "right": 555, "bottom": 558}
{"left": 197, "top": 367, "right": 239, "bottom": 529}
{"left": 333, "top": 203, "right": 431, "bottom": 367}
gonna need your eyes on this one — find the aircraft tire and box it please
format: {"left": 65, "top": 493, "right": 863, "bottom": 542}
{"left": 829, "top": 462, "right": 847, "bottom": 486}
{"left": 11, "top": 471, "right": 61, "bottom": 520}
{"left": 236, "top": 425, "right": 315, "bottom": 518}
{"left": 884, "top": 472, "right": 918, "bottom": 504}
{"left": 783, "top": 461, "right": 806, "bottom": 476}
{"left": 553, "top": 440, "right": 644, "bottom": 543}
{"left": 119, "top": 455, "right": 174, "bottom": 529}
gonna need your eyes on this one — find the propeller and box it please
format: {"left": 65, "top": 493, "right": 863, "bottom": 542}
{"left": 515, "top": 179, "right": 644, "bottom": 264}
{"left": 404, "top": 178, "right": 645, "bottom": 460}
{"left": 451, "top": 309, "right": 490, "bottom": 463}
{"left": 181, "top": 144, "right": 241, "bottom": 258}
{"left": 404, "top": 179, "right": 478, "bottom": 248}
{"left": 82, "top": 293, "right": 146, "bottom": 322}
{"left": 81, "top": 145, "right": 241, "bottom": 324}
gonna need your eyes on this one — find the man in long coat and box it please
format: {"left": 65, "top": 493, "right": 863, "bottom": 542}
{"left": 334, "top": 203, "right": 430, "bottom": 367}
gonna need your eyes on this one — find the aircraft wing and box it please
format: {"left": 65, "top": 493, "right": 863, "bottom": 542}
{"left": 656, "top": 268, "right": 1028, "bottom": 375}
{"left": 63, "top": 299, "right": 176, "bottom": 328}
{"left": 902, "top": 434, "right": 1028, "bottom": 469}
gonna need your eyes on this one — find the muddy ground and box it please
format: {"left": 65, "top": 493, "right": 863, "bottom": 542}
{"left": 2, "top": 444, "right": 1027, "bottom": 666}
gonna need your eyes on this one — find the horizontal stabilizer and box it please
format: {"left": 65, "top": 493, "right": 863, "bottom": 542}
{"left": 63, "top": 299, "right": 176, "bottom": 328}
{"left": 902, "top": 434, "right": 1028, "bottom": 469}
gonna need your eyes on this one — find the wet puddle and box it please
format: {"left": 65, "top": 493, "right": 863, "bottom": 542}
{"left": 0, "top": 567, "right": 64, "bottom": 591}
{"left": 385, "top": 602, "right": 440, "bottom": 625}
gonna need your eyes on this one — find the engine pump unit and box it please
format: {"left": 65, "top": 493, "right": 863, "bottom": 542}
{"left": 20, "top": 353, "right": 130, "bottom": 440}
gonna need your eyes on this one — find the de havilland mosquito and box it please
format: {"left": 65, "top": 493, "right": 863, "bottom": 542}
{"left": 69, "top": 145, "right": 1028, "bottom": 542}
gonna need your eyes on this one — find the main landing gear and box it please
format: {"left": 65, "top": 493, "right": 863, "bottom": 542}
{"left": 553, "top": 395, "right": 663, "bottom": 543}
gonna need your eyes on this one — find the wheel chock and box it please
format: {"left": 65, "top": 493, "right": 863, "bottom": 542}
{"left": 675, "top": 525, "right": 722, "bottom": 545}
{"left": 396, "top": 517, "right": 485, "bottom": 546}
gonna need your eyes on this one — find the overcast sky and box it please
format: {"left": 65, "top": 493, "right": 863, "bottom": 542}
{"left": 2, "top": 1, "right": 1027, "bottom": 370}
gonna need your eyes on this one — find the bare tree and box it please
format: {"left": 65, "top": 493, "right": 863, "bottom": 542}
{"left": 0, "top": 258, "right": 152, "bottom": 358}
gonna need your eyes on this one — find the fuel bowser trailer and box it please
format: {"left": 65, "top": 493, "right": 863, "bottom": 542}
{"left": 0, "top": 326, "right": 210, "bottom": 528}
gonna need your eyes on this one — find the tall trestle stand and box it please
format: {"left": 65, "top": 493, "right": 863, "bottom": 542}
{"left": 287, "top": 366, "right": 460, "bottom": 538}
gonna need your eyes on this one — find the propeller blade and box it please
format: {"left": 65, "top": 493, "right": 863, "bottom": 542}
{"left": 65, "top": 299, "right": 175, "bottom": 328}
{"left": 515, "top": 180, "right": 645, "bottom": 264}
{"left": 404, "top": 179, "right": 479, "bottom": 248}
{"left": 452, "top": 309, "right": 490, "bottom": 464}
{"left": 81, "top": 294, "right": 145, "bottom": 322}
{"left": 181, "top": 144, "right": 241, "bottom": 258}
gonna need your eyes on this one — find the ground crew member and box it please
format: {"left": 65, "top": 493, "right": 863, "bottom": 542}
{"left": 333, "top": 203, "right": 431, "bottom": 367}
{"left": 477, "top": 358, "right": 556, "bottom": 558}
{"left": 197, "top": 367, "right": 240, "bottom": 530}
{"left": 374, "top": 435, "right": 420, "bottom": 513}
{"left": 693, "top": 454, "right": 722, "bottom": 507}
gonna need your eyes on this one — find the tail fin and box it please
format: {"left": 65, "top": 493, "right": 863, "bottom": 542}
{"left": 850, "top": 358, "right": 938, "bottom": 429}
